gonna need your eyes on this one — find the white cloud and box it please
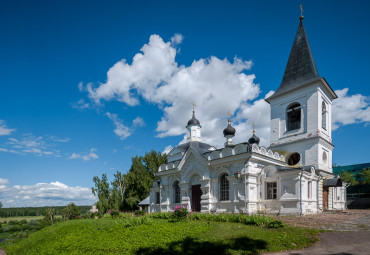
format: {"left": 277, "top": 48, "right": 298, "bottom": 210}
{"left": 171, "top": 33, "right": 183, "bottom": 46}
{"left": 332, "top": 88, "right": 370, "bottom": 130}
{"left": 0, "top": 178, "right": 9, "bottom": 190}
{"left": 85, "top": 34, "right": 370, "bottom": 149}
{"left": 0, "top": 180, "right": 97, "bottom": 207}
{"left": 163, "top": 145, "right": 173, "bottom": 154}
{"left": 0, "top": 120, "right": 15, "bottom": 136}
{"left": 69, "top": 148, "right": 99, "bottom": 161}
{"left": 87, "top": 34, "right": 260, "bottom": 148}
{"left": 72, "top": 98, "right": 90, "bottom": 110}
{"left": 106, "top": 112, "right": 132, "bottom": 140}
{"left": 2, "top": 134, "right": 63, "bottom": 157}
{"left": 133, "top": 116, "right": 145, "bottom": 127}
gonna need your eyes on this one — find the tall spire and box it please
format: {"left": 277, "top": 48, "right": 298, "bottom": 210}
{"left": 266, "top": 10, "right": 319, "bottom": 101}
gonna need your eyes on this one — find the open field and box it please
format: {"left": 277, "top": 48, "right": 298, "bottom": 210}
{"left": 1, "top": 216, "right": 319, "bottom": 255}
{"left": 0, "top": 216, "right": 43, "bottom": 223}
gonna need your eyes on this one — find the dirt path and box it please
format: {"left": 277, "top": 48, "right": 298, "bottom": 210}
{"left": 0, "top": 249, "right": 6, "bottom": 255}
{"left": 265, "top": 210, "right": 370, "bottom": 255}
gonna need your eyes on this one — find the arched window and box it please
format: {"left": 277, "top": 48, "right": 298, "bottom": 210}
{"left": 322, "top": 102, "right": 327, "bottom": 130}
{"left": 220, "top": 174, "right": 229, "bottom": 201}
{"left": 286, "top": 103, "right": 301, "bottom": 131}
{"left": 322, "top": 151, "right": 328, "bottom": 166}
{"left": 173, "top": 181, "right": 180, "bottom": 203}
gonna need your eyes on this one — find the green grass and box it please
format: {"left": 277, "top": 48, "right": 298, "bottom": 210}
{"left": 3, "top": 217, "right": 319, "bottom": 255}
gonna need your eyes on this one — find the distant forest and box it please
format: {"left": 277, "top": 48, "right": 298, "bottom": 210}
{"left": 0, "top": 206, "right": 91, "bottom": 218}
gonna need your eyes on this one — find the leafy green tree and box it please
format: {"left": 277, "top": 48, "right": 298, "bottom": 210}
{"left": 62, "top": 203, "right": 81, "bottom": 220}
{"left": 123, "top": 150, "right": 167, "bottom": 210}
{"left": 339, "top": 170, "right": 358, "bottom": 186}
{"left": 42, "top": 208, "right": 56, "bottom": 226}
{"left": 359, "top": 168, "right": 370, "bottom": 184}
{"left": 92, "top": 174, "right": 111, "bottom": 213}
{"left": 111, "top": 170, "right": 127, "bottom": 211}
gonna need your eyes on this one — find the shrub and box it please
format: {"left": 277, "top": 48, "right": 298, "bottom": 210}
{"left": 90, "top": 212, "right": 100, "bottom": 219}
{"left": 108, "top": 209, "right": 120, "bottom": 218}
{"left": 148, "top": 212, "right": 172, "bottom": 219}
{"left": 134, "top": 210, "right": 146, "bottom": 216}
{"left": 267, "top": 220, "right": 284, "bottom": 229}
{"left": 172, "top": 205, "right": 189, "bottom": 220}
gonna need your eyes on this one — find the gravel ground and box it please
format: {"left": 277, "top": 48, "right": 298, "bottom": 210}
{"left": 272, "top": 209, "right": 370, "bottom": 231}
{"left": 265, "top": 210, "right": 370, "bottom": 255}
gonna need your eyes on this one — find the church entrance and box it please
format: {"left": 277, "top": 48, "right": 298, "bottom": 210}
{"left": 323, "top": 186, "right": 329, "bottom": 209}
{"left": 191, "top": 184, "right": 202, "bottom": 212}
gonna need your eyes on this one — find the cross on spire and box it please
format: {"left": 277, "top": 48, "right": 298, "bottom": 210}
{"left": 300, "top": 4, "right": 304, "bottom": 20}
{"left": 252, "top": 122, "right": 255, "bottom": 134}
{"left": 191, "top": 101, "right": 196, "bottom": 113}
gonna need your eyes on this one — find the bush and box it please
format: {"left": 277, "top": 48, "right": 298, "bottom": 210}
{"left": 148, "top": 212, "right": 172, "bottom": 219}
{"left": 172, "top": 205, "right": 189, "bottom": 220}
{"left": 108, "top": 209, "right": 120, "bottom": 218}
{"left": 134, "top": 210, "right": 146, "bottom": 216}
{"left": 267, "top": 220, "right": 284, "bottom": 229}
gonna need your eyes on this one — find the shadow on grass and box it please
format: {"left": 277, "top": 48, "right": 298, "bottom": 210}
{"left": 135, "top": 236, "right": 267, "bottom": 255}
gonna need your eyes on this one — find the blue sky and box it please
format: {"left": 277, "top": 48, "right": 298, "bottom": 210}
{"left": 1, "top": 0, "right": 369, "bottom": 207}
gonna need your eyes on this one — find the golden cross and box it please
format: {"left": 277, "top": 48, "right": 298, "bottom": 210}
{"left": 191, "top": 101, "right": 196, "bottom": 112}
{"left": 227, "top": 111, "right": 232, "bottom": 117}
{"left": 300, "top": 4, "right": 303, "bottom": 17}
{"left": 252, "top": 122, "right": 255, "bottom": 134}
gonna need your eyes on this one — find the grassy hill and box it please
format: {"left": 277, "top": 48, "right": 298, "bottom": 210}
{"left": 1, "top": 215, "right": 319, "bottom": 255}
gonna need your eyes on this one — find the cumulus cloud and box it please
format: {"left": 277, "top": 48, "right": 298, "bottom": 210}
{"left": 69, "top": 148, "right": 99, "bottom": 161}
{"left": 163, "top": 145, "right": 173, "bottom": 155}
{"left": 87, "top": 34, "right": 260, "bottom": 148}
{"left": 0, "top": 120, "right": 15, "bottom": 136}
{"left": 84, "top": 34, "right": 370, "bottom": 149}
{"left": 332, "top": 88, "right": 370, "bottom": 130}
{"left": 0, "top": 179, "right": 96, "bottom": 207}
{"left": 0, "top": 178, "right": 9, "bottom": 190}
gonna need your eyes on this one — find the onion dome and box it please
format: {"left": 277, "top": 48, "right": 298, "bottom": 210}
{"left": 223, "top": 119, "right": 236, "bottom": 137}
{"left": 186, "top": 111, "right": 201, "bottom": 127}
{"left": 248, "top": 130, "right": 260, "bottom": 145}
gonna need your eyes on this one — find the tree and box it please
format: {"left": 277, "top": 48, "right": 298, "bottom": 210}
{"left": 359, "top": 168, "right": 370, "bottom": 184}
{"left": 339, "top": 170, "right": 358, "bottom": 186}
{"left": 42, "top": 208, "right": 55, "bottom": 226}
{"left": 62, "top": 203, "right": 81, "bottom": 220}
{"left": 111, "top": 170, "right": 127, "bottom": 210}
{"left": 123, "top": 150, "right": 167, "bottom": 210}
{"left": 92, "top": 174, "right": 111, "bottom": 213}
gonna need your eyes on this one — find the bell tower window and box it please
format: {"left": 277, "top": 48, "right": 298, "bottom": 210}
{"left": 286, "top": 103, "right": 301, "bottom": 131}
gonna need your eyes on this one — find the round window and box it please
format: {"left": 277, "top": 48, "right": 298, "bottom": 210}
{"left": 287, "top": 153, "right": 300, "bottom": 166}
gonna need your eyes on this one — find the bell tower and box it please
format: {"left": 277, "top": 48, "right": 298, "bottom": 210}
{"left": 266, "top": 14, "right": 337, "bottom": 173}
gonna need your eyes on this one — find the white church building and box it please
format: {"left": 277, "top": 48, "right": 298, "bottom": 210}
{"left": 148, "top": 15, "right": 346, "bottom": 215}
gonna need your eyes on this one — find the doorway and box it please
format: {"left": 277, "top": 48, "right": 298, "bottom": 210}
{"left": 323, "top": 186, "right": 329, "bottom": 209}
{"left": 191, "top": 184, "right": 202, "bottom": 212}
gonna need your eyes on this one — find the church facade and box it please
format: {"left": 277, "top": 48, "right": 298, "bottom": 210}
{"left": 148, "top": 16, "right": 347, "bottom": 215}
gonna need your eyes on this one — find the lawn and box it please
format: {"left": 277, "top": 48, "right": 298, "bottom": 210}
{"left": 2, "top": 216, "right": 319, "bottom": 255}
